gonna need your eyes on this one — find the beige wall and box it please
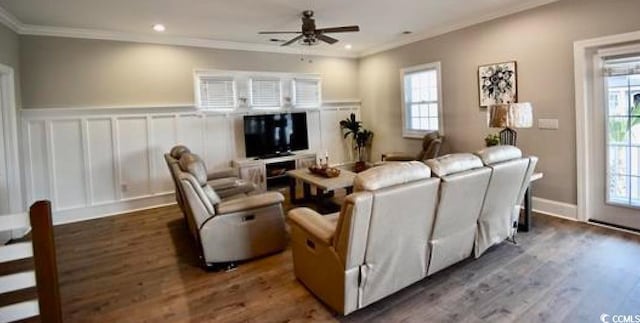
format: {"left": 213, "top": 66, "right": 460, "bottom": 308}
{"left": 13, "top": 0, "right": 640, "bottom": 204}
{"left": 19, "top": 36, "right": 359, "bottom": 108}
{"left": 0, "top": 23, "right": 20, "bottom": 106}
{"left": 359, "top": 0, "right": 640, "bottom": 204}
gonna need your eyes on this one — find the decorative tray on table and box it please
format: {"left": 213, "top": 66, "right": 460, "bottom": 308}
{"left": 308, "top": 165, "right": 341, "bottom": 178}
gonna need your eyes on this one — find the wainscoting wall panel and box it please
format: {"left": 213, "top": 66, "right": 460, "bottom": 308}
{"left": 51, "top": 119, "right": 86, "bottom": 210}
{"left": 86, "top": 118, "right": 116, "bottom": 205}
{"left": 203, "top": 115, "right": 233, "bottom": 171}
{"left": 150, "top": 115, "right": 178, "bottom": 194}
{"left": 20, "top": 103, "right": 361, "bottom": 224}
{"left": 117, "top": 117, "right": 151, "bottom": 200}
{"left": 25, "top": 120, "right": 50, "bottom": 202}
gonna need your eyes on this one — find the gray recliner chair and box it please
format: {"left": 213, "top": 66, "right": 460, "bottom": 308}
{"left": 425, "top": 153, "right": 491, "bottom": 275}
{"left": 287, "top": 162, "right": 440, "bottom": 315}
{"left": 381, "top": 132, "right": 443, "bottom": 162}
{"left": 473, "top": 146, "right": 533, "bottom": 257}
{"left": 177, "top": 153, "right": 287, "bottom": 266}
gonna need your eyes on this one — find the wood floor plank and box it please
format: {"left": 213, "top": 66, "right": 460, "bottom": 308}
{"left": 3, "top": 202, "right": 638, "bottom": 322}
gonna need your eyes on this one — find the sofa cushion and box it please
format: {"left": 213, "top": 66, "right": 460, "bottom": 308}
{"left": 354, "top": 161, "right": 431, "bottom": 191}
{"left": 475, "top": 145, "right": 522, "bottom": 166}
{"left": 426, "top": 153, "right": 483, "bottom": 177}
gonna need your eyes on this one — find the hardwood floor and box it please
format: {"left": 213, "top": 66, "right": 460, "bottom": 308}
{"left": 7, "top": 199, "right": 640, "bottom": 322}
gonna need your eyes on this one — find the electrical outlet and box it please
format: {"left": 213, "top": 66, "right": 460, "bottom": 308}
{"left": 121, "top": 183, "right": 128, "bottom": 192}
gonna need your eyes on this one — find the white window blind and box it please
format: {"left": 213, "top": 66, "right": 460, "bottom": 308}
{"left": 293, "top": 78, "right": 321, "bottom": 107}
{"left": 604, "top": 58, "right": 640, "bottom": 76}
{"left": 198, "top": 77, "right": 236, "bottom": 109}
{"left": 250, "top": 78, "right": 282, "bottom": 108}
{"left": 401, "top": 62, "right": 442, "bottom": 138}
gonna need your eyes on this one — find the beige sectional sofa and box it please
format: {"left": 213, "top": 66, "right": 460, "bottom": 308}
{"left": 287, "top": 145, "right": 537, "bottom": 315}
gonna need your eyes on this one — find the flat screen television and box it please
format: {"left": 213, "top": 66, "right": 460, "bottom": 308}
{"left": 243, "top": 112, "right": 309, "bottom": 158}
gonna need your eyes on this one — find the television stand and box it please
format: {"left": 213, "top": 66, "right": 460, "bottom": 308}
{"left": 256, "top": 152, "right": 294, "bottom": 160}
{"left": 233, "top": 152, "right": 317, "bottom": 192}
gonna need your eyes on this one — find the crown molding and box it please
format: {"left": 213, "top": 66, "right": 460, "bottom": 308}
{"left": 359, "top": 0, "right": 560, "bottom": 57}
{"left": 1, "top": 0, "right": 559, "bottom": 59}
{"left": 0, "top": 4, "right": 357, "bottom": 58}
{"left": 0, "top": 5, "right": 21, "bottom": 32}
{"left": 18, "top": 24, "right": 359, "bottom": 58}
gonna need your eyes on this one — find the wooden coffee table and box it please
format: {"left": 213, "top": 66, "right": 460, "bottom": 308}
{"left": 287, "top": 168, "right": 357, "bottom": 209}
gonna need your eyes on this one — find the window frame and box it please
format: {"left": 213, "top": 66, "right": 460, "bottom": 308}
{"left": 400, "top": 62, "right": 444, "bottom": 139}
{"left": 292, "top": 77, "right": 323, "bottom": 108}
{"left": 193, "top": 70, "right": 238, "bottom": 111}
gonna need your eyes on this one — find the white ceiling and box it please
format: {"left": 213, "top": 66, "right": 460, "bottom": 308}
{"left": 0, "top": 0, "right": 558, "bottom": 57}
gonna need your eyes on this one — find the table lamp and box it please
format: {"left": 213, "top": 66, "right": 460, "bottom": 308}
{"left": 488, "top": 102, "right": 533, "bottom": 146}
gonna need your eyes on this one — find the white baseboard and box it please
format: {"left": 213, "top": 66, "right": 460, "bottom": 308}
{"left": 50, "top": 193, "right": 580, "bottom": 227}
{"left": 531, "top": 196, "right": 578, "bottom": 221}
{"left": 53, "top": 194, "right": 176, "bottom": 225}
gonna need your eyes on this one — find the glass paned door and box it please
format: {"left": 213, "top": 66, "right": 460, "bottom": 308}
{"left": 605, "top": 69, "right": 640, "bottom": 207}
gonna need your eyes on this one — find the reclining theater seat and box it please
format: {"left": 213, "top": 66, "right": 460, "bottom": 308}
{"left": 287, "top": 162, "right": 440, "bottom": 315}
{"left": 425, "top": 153, "right": 491, "bottom": 275}
{"left": 474, "top": 146, "right": 534, "bottom": 257}
{"left": 381, "top": 131, "right": 443, "bottom": 162}
{"left": 165, "top": 145, "right": 191, "bottom": 213}
{"left": 178, "top": 153, "right": 287, "bottom": 265}
{"left": 164, "top": 145, "right": 255, "bottom": 205}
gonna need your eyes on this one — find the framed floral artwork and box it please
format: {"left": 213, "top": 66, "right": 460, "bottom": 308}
{"left": 478, "top": 61, "right": 517, "bottom": 107}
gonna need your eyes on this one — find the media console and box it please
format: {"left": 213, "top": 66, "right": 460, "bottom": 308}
{"left": 233, "top": 152, "right": 317, "bottom": 192}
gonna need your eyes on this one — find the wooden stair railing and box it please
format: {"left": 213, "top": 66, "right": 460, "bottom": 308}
{"left": 0, "top": 201, "right": 62, "bottom": 323}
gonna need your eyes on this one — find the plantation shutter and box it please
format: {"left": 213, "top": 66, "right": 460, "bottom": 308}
{"left": 250, "top": 78, "right": 282, "bottom": 108}
{"left": 198, "top": 77, "right": 236, "bottom": 109}
{"left": 294, "top": 78, "right": 321, "bottom": 107}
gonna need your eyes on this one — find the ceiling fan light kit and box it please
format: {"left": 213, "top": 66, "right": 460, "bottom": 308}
{"left": 258, "top": 10, "right": 360, "bottom": 47}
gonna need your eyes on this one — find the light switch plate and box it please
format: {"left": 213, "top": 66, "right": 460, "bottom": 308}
{"left": 538, "top": 118, "right": 559, "bottom": 130}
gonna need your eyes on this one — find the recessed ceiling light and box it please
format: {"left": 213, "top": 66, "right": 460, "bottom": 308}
{"left": 344, "top": 44, "right": 352, "bottom": 50}
{"left": 152, "top": 24, "right": 166, "bottom": 32}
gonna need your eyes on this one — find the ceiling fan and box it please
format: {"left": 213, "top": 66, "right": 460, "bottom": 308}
{"left": 258, "top": 10, "right": 359, "bottom": 46}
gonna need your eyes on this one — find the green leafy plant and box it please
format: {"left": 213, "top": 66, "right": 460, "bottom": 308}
{"left": 340, "top": 113, "right": 374, "bottom": 162}
{"left": 355, "top": 129, "right": 374, "bottom": 162}
{"left": 339, "top": 113, "right": 362, "bottom": 140}
{"left": 609, "top": 103, "right": 640, "bottom": 143}
{"left": 485, "top": 133, "right": 500, "bottom": 147}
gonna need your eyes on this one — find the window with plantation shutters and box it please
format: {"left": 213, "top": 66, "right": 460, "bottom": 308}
{"left": 293, "top": 78, "right": 322, "bottom": 107}
{"left": 197, "top": 76, "right": 236, "bottom": 110}
{"left": 250, "top": 78, "right": 282, "bottom": 108}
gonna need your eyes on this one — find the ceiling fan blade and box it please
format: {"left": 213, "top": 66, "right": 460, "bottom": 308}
{"left": 316, "top": 26, "right": 360, "bottom": 33}
{"left": 281, "top": 35, "right": 304, "bottom": 46}
{"left": 316, "top": 34, "right": 339, "bottom": 44}
{"left": 259, "top": 31, "right": 302, "bottom": 34}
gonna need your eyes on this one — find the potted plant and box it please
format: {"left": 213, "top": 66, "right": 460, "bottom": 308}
{"left": 485, "top": 133, "right": 500, "bottom": 147}
{"left": 340, "top": 113, "right": 374, "bottom": 172}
